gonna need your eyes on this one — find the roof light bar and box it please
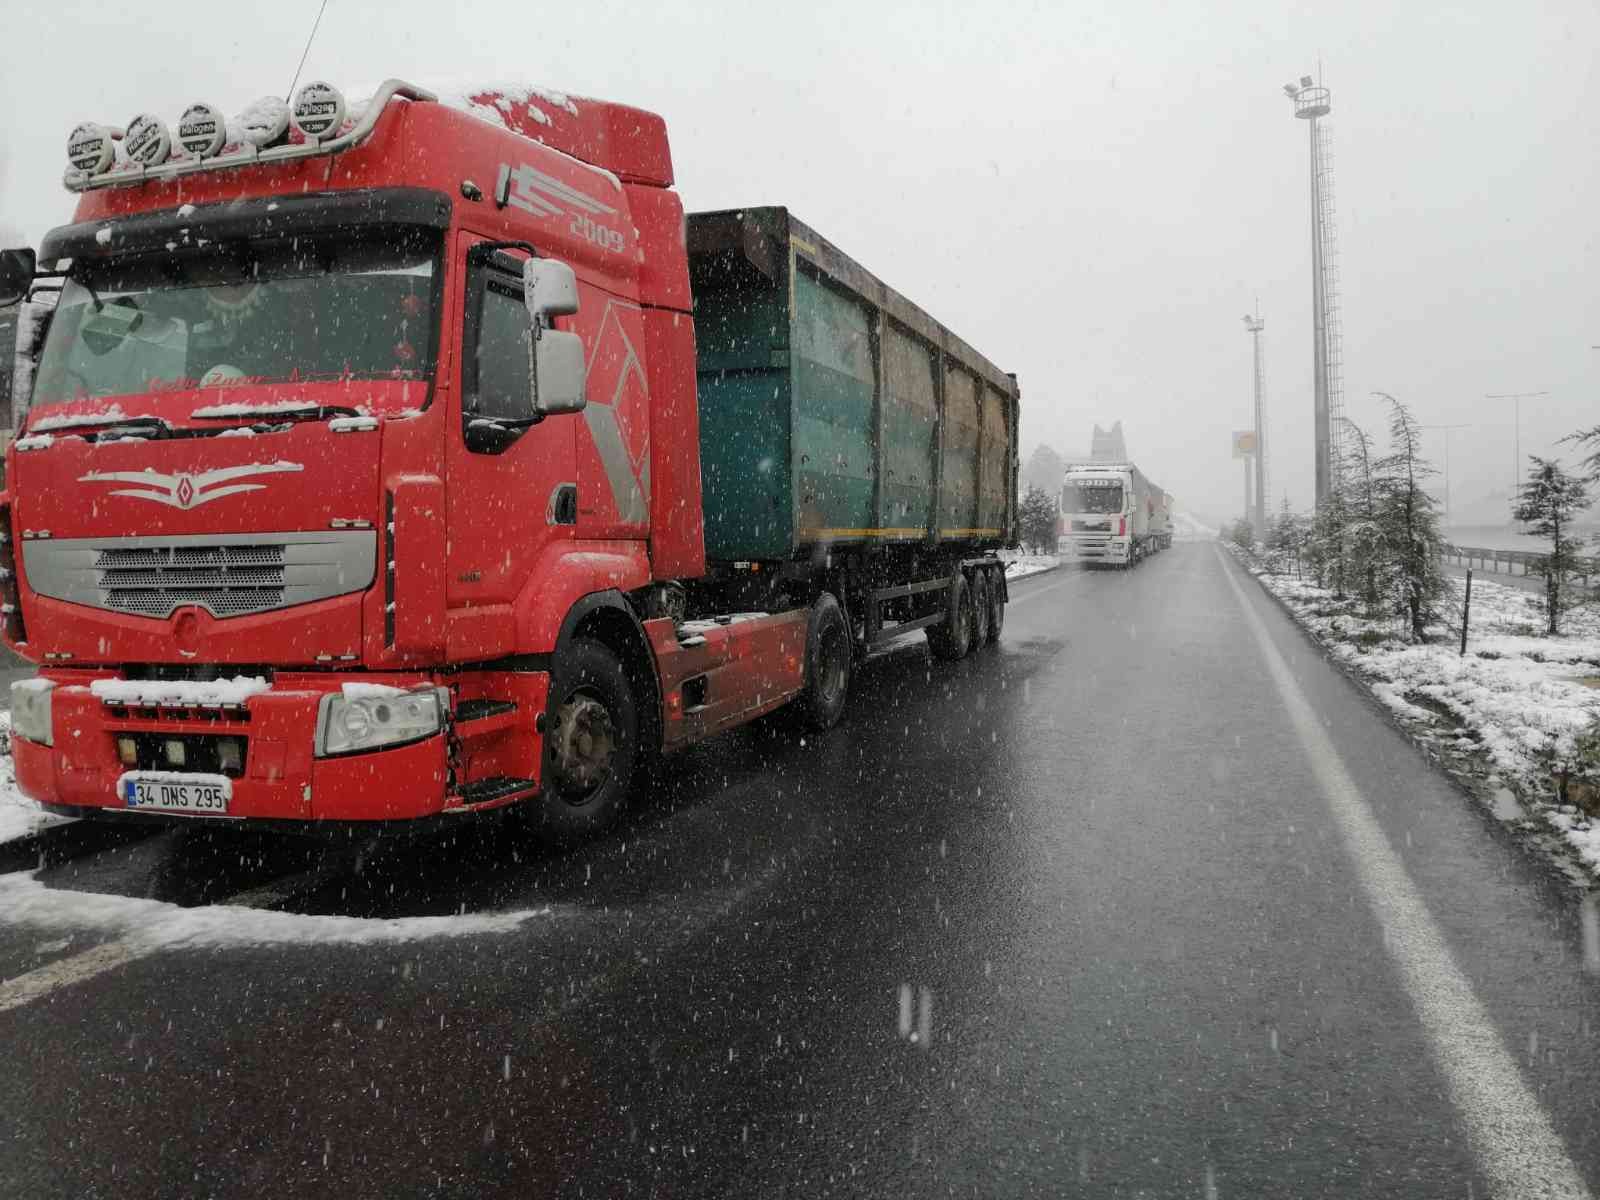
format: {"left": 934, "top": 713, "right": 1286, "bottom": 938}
{"left": 64, "top": 78, "right": 436, "bottom": 193}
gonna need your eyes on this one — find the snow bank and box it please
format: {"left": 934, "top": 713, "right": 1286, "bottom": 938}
{"left": 88, "top": 676, "right": 271, "bottom": 707}
{"left": 0, "top": 870, "right": 550, "bottom": 948}
{"left": 1244, "top": 556, "right": 1600, "bottom": 875}
{"left": 1000, "top": 553, "right": 1059, "bottom": 582}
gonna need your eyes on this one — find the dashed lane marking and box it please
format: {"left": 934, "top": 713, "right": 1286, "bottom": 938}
{"left": 1218, "top": 546, "right": 1592, "bottom": 1199}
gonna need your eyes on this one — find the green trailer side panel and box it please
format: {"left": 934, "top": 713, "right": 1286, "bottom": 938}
{"left": 697, "top": 368, "right": 792, "bottom": 561}
{"left": 978, "top": 382, "right": 1011, "bottom": 535}
{"left": 939, "top": 364, "right": 981, "bottom": 535}
{"left": 791, "top": 269, "right": 874, "bottom": 539}
{"left": 693, "top": 270, "right": 794, "bottom": 561}
{"left": 880, "top": 321, "right": 938, "bottom": 535}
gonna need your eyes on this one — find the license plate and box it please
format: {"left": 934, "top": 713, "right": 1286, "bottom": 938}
{"left": 120, "top": 773, "right": 232, "bottom": 815}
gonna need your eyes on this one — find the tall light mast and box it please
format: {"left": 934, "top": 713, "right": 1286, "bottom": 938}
{"left": 1243, "top": 311, "right": 1266, "bottom": 540}
{"left": 1284, "top": 74, "right": 1344, "bottom": 508}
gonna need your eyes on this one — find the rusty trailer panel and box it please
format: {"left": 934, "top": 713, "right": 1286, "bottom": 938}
{"left": 688, "top": 207, "right": 1019, "bottom": 563}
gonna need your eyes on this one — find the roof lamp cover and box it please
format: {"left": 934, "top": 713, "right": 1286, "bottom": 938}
{"left": 177, "top": 102, "right": 226, "bottom": 158}
{"left": 237, "top": 96, "right": 290, "bottom": 148}
{"left": 67, "top": 122, "right": 115, "bottom": 175}
{"left": 291, "top": 81, "right": 346, "bottom": 140}
{"left": 124, "top": 114, "right": 171, "bottom": 167}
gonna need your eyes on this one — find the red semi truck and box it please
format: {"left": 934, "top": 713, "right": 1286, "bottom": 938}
{"left": 0, "top": 79, "right": 1019, "bottom": 836}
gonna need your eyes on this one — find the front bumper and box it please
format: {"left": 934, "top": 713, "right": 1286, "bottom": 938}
{"left": 1062, "top": 535, "right": 1130, "bottom": 562}
{"left": 12, "top": 671, "right": 456, "bottom": 824}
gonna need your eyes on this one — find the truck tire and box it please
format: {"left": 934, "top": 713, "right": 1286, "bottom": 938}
{"left": 985, "top": 568, "right": 1005, "bottom": 645}
{"left": 927, "top": 574, "right": 973, "bottom": 661}
{"left": 798, "top": 592, "right": 851, "bottom": 730}
{"left": 970, "top": 570, "right": 991, "bottom": 647}
{"left": 535, "top": 639, "right": 639, "bottom": 838}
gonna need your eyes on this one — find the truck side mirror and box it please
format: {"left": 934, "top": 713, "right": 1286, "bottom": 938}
{"left": 533, "top": 329, "right": 587, "bottom": 417}
{"left": 0, "top": 248, "right": 36, "bottom": 308}
{"left": 523, "top": 258, "right": 579, "bottom": 322}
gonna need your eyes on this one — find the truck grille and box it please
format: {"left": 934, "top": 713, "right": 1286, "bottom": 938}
{"left": 99, "top": 544, "right": 288, "bottom": 617}
{"left": 23, "top": 532, "right": 376, "bottom": 620}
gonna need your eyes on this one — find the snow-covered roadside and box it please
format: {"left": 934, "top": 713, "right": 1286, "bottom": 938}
{"left": 0, "top": 713, "right": 73, "bottom": 845}
{"left": 1000, "top": 551, "right": 1059, "bottom": 582}
{"left": 1238, "top": 553, "right": 1600, "bottom": 879}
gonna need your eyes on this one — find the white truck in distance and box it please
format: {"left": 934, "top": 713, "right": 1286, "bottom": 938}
{"left": 1057, "top": 462, "right": 1173, "bottom": 567}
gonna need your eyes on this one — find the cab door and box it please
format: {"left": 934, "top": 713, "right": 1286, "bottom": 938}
{"left": 444, "top": 234, "right": 577, "bottom": 661}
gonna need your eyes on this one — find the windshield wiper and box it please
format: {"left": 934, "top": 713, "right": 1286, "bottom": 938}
{"left": 193, "top": 404, "right": 364, "bottom": 424}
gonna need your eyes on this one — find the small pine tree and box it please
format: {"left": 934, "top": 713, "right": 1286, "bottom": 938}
{"left": 1372, "top": 392, "right": 1446, "bottom": 641}
{"left": 1228, "top": 516, "right": 1255, "bottom": 552}
{"left": 1018, "top": 484, "right": 1059, "bottom": 555}
{"left": 1339, "top": 417, "right": 1387, "bottom": 615}
{"left": 1512, "top": 456, "right": 1591, "bottom": 636}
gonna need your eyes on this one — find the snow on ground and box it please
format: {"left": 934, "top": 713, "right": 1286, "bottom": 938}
{"left": 1244, "top": 557, "right": 1600, "bottom": 875}
{"left": 0, "top": 714, "right": 72, "bottom": 845}
{"left": 1000, "top": 551, "right": 1059, "bottom": 581}
{"left": 0, "top": 870, "right": 550, "bottom": 949}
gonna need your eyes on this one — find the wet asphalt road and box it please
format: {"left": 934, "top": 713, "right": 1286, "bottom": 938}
{"left": 4, "top": 542, "right": 1600, "bottom": 1198}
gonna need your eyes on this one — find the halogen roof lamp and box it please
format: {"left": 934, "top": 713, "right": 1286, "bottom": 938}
{"left": 177, "top": 103, "right": 226, "bottom": 159}
{"left": 291, "top": 81, "right": 346, "bottom": 142}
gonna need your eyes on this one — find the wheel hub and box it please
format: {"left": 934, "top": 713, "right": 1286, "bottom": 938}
{"left": 552, "top": 693, "right": 616, "bottom": 796}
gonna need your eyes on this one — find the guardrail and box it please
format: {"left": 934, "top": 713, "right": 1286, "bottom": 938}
{"left": 1442, "top": 543, "right": 1600, "bottom": 588}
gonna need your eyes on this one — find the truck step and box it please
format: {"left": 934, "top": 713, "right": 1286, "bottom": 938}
{"left": 452, "top": 776, "right": 538, "bottom": 806}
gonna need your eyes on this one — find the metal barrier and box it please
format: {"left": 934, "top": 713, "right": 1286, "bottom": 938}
{"left": 1442, "top": 543, "right": 1599, "bottom": 589}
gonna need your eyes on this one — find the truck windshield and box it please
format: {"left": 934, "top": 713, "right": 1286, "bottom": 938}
{"left": 31, "top": 232, "right": 439, "bottom": 407}
{"left": 1062, "top": 482, "right": 1124, "bottom": 513}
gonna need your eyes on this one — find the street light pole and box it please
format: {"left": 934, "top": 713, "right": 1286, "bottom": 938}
{"left": 1485, "top": 391, "right": 1547, "bottom": 496}
{"left": 1420, "top": 423, "right": 1469, "bottom": 529}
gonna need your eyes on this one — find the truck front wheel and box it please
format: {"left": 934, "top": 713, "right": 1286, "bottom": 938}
{"left": 536, "top": 639, "right": 640, "bottom": 838}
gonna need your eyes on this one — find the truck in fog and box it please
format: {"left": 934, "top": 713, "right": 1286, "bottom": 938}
{"left": 0, "top": 78, "right": 1019, "bottom": 837}
{"left": 1057, "top": 461, "right": 1171, "bottom": 567}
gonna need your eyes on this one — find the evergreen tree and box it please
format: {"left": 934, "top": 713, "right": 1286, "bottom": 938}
{"left": 1018, "top": 484, "right": 1059, "bottom": 555}
{"left": 1022, "top": 445, "right": 1066, "bottom": 497}
{"left": 1339, "top": 417, "right": 1386, "bottom": 615}
{"left": 1372, "top": 393, "right": 1446, "bottom": 641}
{"left": 1512, "top": 456, "right": 1591, "bottom": 635}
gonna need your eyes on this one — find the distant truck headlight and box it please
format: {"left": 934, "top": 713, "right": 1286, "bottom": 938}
{"left": 10, "top": 679, "right": 56, "bottom": 747}
{"left": 314, "top": 687, "right": 446, "bottom": 758}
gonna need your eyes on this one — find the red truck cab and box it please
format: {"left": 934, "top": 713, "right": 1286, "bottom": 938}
{"left": 1, "top": 80, "right": 816, "bottom": 835}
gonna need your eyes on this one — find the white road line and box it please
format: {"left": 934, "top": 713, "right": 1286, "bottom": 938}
{"left": 0, "top": 938, "right": 153, "bottom": 1014}
{"left": 1218, "top": 547, "right": 1592, "bottom": 1199}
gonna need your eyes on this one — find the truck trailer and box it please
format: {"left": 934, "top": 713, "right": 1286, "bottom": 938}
{"left": 0, "top": 79, "right": 1019, "bottom": 836}
{"left": 1057, "top": 461, "right": 1171, "bottom": 567}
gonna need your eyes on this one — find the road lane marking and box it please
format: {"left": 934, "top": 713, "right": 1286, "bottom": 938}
{"left": 1218, "top": 547, "right": 1592, "bottom": 1199}
{"left": 0, "top": 938, "right": 152, "bottom": 1014}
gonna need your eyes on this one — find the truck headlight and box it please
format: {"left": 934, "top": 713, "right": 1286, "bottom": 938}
{"left": 11, "top": 679, "right": 56, "bottom": 747}
{"left": 314, "top": 687, "right": 446, "bottom": 757}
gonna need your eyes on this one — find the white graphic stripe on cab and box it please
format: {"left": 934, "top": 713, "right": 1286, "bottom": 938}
{"left": 79, "top": 462, "right": 305, "bottom": 510}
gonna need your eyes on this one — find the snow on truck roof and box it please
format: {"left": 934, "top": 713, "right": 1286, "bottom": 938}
{"left": 62, "top": 77, "right": 672, "bottom": 194}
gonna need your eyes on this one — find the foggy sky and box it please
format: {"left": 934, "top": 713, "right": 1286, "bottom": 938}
{"left": 3, "top": 0, "right": 1596, "bottom": 527}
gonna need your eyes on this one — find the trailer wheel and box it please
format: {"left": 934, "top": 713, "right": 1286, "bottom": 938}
{"left": 985, "top": 568, "right": 1005, "bottom": 645}
{"left": 927, "top": 574, "right": 973, "bottom": 661}
{"left": 798, "top": 592, "right": 851, "bottom": 731}
{"left": 535, "top": 639, "right": 639, "bottom": 838}
{"left": 970, "top": 571, "right": 991, "bottom": 647}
